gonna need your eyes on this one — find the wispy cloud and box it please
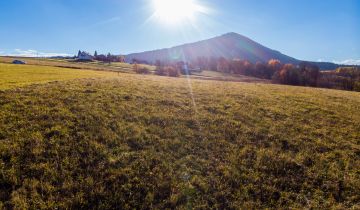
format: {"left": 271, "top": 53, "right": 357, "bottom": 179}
{"left": 0, "top": 49, "right": 72, "bottom": 57}
{"left": 86, "top": 16, "right": 124, "bottom": 30}
{"left": 333, "top": 59, "right": 360, "bottom": 65}
{"left": 93, "top": 17, "right": 122, "bottom": 27}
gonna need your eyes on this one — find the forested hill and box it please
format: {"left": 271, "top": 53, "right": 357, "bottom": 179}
{"left": 126, "top": 32, "right": 340, "bottom": 70}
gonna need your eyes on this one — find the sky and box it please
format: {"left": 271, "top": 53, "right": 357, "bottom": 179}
{"left": 0, "top": 0, "right": 359, "bottom": 64}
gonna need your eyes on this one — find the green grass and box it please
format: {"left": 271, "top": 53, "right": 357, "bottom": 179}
{"left": 0, "top": 65, "right": 359, "bottom": 209}
{"left": 0, "top": 63, "right": 116, "bottom": 90}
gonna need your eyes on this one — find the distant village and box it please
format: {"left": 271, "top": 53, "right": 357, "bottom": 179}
{"left": 77, "top": 51, "right": 125, "bottom": 63}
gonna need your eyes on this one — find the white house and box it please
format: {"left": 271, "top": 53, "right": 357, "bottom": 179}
{"left": 77, "top": 51, "right": 94, "bottom": 61}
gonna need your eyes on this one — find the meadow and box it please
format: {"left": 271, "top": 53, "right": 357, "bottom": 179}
{"left": 0, "top": 62, "right": 359, "bottom": 209}
{"left": 0, "top": 63, "right": 117, "bottom": 90}
{"left": 0, "top": 56, "right": 155, "bottom": 74}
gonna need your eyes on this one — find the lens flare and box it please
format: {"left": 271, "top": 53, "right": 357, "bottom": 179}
{"left": 152, "top": 0, "right": 204, "bottom": 25}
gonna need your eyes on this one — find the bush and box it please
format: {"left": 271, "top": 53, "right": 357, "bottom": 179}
{"left": 166, "top": 66, "right": 180, "bottom": 77}
{"left": 155, "top": 67, "right": 167, "bottom": 76}
{"left": 155, "top": 66, "right": 180, "bottom": 77}
{"left": 137, "top": 67, "right": 150, "bottom": 74}
{"left": 134, "top": 64, "right": 150, "bottom": 74}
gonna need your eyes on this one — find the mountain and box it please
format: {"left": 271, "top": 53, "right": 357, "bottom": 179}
{"left": 126, "top": 32, "right": 339, "bottom": 70}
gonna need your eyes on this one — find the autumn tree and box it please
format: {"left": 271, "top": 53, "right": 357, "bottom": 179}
{"left": 273, "top": 64, "right": 301, "bottom": 85}
{"left": 208, "top": 57, "right": 218, "bottom": 71}
{"left": 166, "top": 66, "right": 180, "bottom": 77}
{"left": 268, "top": 59, "right": 282, "bottom": 72}
{"left": 266, "top": 59, "right": 282, "bottom": 78}
{"left": 217, "top": 57, "right": 230, "bottom": 73}
{"left": 254, "top": 62, "right": 269, "bottom": 79}
{"left": 299, "top": 62, "right": 320, "bottom": 86}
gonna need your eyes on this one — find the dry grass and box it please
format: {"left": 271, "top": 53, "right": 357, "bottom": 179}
{"left": 0, "top": 56, "right": 154, "bottom": 73}
{"left": 0, "top": 63, "right": 359, "bottom": 209}
{"left": 0, "top": 63, "right": 117, "bottom": 90}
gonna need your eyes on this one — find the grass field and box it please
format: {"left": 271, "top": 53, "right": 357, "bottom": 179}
{"left": 0, "top": 56, "right": 155, "bottom": 73}
{"left": 0, "top": 57, "right": 270, "bottom": 84}
{"left": 0, "top": 63, "right": 359, "bottom": 209}
{"left": 0, "top": 63, "right": 118, "bottom": 90}
{"left": 191, "top": 70, "right": 270, "bottom": 83}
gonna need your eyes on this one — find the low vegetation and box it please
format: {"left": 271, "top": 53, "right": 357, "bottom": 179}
{"left": 155, "top": 66, "right": 180, "bottom": 77}
{"left": 0, "top": 63, "right": 115, "bottom": 90}
{"left": 133, "top": 63, "right": 151, "bottom": 74}
{"left": 0, "top": 65, "right": 359, "bottom": 209}
{"left": 154, "top": 57, "right": 360, "bottom": 92}
{"left": 320, "top": 67, "right": 360, "bottom": 91}
{"left": 0, "top": 56, "right": 155, "bottom": 73}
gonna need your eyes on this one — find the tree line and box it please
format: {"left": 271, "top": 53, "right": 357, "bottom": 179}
{"left": 189, "top": 57, "right": 322, "bottom": 86}
{"left": 189, "top": 57, "right": 360, "bottom": 91}
{"left": 93, "top": 51, "right": 125, "bottom": 63}
{"left": 133, "top": 56, "right": 360, "bottom": 91}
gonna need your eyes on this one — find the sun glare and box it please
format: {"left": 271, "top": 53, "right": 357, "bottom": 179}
{"left": 152, "top": 0, "right": 203, "bottom": 25}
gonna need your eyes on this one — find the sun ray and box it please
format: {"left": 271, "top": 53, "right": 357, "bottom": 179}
{"left": 151, "top": 0, "right": 206, "bottom": 25}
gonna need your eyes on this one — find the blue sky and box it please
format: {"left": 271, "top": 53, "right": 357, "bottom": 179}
{"left": 0, "top": 0, "right": 359, "bottom": 64}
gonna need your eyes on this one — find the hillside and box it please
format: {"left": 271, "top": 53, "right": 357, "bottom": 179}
{"left": 0, "top": 58, "right": 268, "bottom": 85}
{"left": 0, "top": 63, "right": 116, "bottom": 90}
{"left": 126, "top": 33, "right": 340, "bottom": 70}
{"left": 0, "top": 65, "right": 359, "bottom": 209}
{"left": 0, "top": 56, "right": 155, "bottom": 73}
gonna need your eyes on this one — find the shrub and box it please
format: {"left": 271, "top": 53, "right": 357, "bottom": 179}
{"left": 155, "top": 66, "right": 180, "bottom": 77}
{"left": 155, "top": 66, "right": 167, "bottom": 76}
{"left": 166, "top": 66, "right": 180, "bottom": 77}
{"left": 137, "top": 67, "right": 150, "bottom": 74}
{"left": 134, "top": 64, "right": 150, "bottom": 74}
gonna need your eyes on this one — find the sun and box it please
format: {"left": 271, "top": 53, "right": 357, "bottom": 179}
{"left": 152, "top": 0, "right": 203, "bottom": 24}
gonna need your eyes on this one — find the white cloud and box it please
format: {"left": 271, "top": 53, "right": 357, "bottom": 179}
{"left": 333, "top": 59, "right": 360, "bottom": 65}
{"left": 1, "top": 49, "right": 72, "bottom": 57}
